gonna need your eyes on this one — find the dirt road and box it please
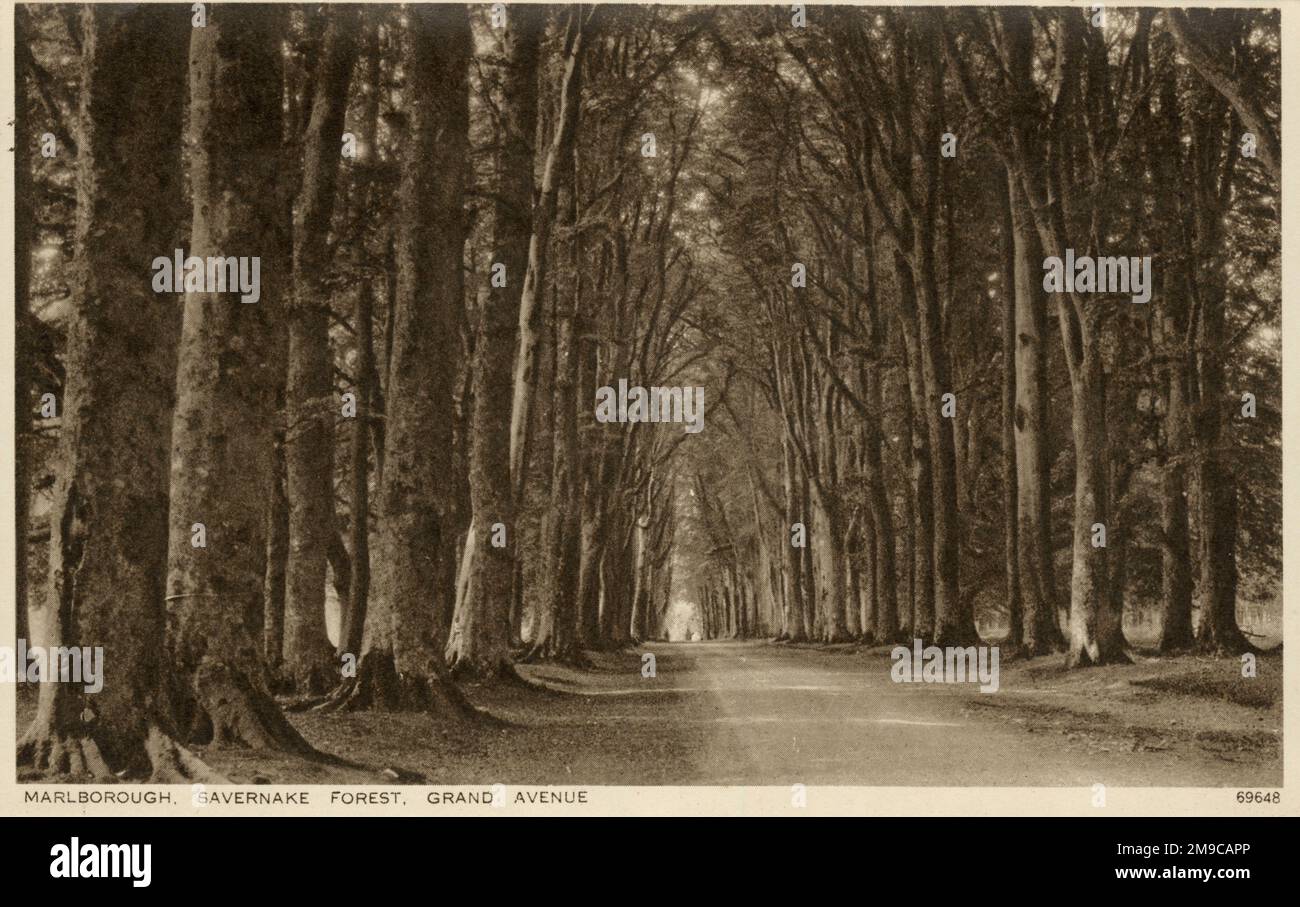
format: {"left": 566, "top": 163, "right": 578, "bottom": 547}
{"left": 172, "top": 639, "right": 1279, "bottom": 786}
{"left": 501, "top": 640, "right": 1277, "bottom": 787}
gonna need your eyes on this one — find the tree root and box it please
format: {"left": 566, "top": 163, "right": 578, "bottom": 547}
{"left": 282, "top": 662, "right": 342, "bottom": 700}
{"left": 1066, "top": 644, "right": 1134, "bottom": 669}
{"left": 515, "top": 640, "right": 593, "bottom": 669}
{"left": 193, "top": 661, "right": 321, "bottom": 754}
{"left": 143, "top": 725, "right": 229, "bottom": 783}
{"left": 188, "top": 660, "right": 359, "bottom": 767}
{"left": 933, "top": 627, "right": 985, "bottom": 649}
{"left": 18, "top": 718, "right": 229, "bottom": 783}
{"left": 18, "top": 727, "right": 116, "bottom": 781}
{"left": 1196, "top": 624, "right": 1266, "bottom": 657}
{"left": 283, "top": 693, "right": 333, "bottom": 713}
{"left": 312, "top": 650, "right": 495, "bottom": 726}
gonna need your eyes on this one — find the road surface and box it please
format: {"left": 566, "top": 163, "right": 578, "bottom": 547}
{"left": 505, "top": 640, "right": 1269, "bottom": 787}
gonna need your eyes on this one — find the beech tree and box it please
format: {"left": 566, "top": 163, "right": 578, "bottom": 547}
{"left": 445, "top": 3, "right": 544, "bottom": 676}
{"left": 283, "top": 8, "right": 360, "bottom": 695}
{"left": 165, "top": 4, "right": 319, "bottom": 750}
{"left": 331, "top": 4, "right": 476, "bottom": 715}
{"left": 14, "top": 7, "right": 36, "bottom": 649}
{"left": 20, "top": 3, "right": 195, "bottom": 778}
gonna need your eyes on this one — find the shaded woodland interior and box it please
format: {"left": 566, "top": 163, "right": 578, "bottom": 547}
{"left": 13, "top": 3, "right": 1280, "bottom": 779}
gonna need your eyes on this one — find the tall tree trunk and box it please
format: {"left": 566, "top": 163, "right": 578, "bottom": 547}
{"left": 998, "top": 174, "right": 1023, "bottom": 651}
{"left": 629, "top": 517, "right": 648, "bottom": 642}
{"left": 263, "top": 415, "right": 289, "bottom": 678}
{"left": 1001, "top": 7, "right": 1123, "bottom": 666}
{"left": 283, "top": 12, "right": 358, "bottom": 695}
{"left": 846, "top": 519, "right": 865, "bottom": 640}
{"left": 340, "top": 280, "right": 376, "bottom": 663}
{"left": 620, "top": 520, "right": 637, "bottom": 645}
{"left": 20, "top": 4, "right": 197, "bottom": 779}
{"left": 14, "top": 8, "right": 34, "bottom": 649}
{"left": 895, "top": 298, "right": 934, "bottom": 642}
{"left": 337, "top": 25, "right": 383, "bottom": 666}
{"left": 859, "top": 509, "right": 877, "bottom": 640}
{"left": 888, "top": 333, "right": 917, "bottom": 638}
{"left": 531, "top": 150, "right": 584, "bottom": 659}
{"left": 1194, "top": 286, "right": 1250, "bottom": 653}
{"left": 861, "top": 362, "right": 899, "bottom": 643}
{"left": 779, "top": 432, "right": 806, "bottom": 641}
{"left": 797, "top": 469, "right": 816, "bottom": 640}
{"left": 575, "top": 496, "right": 604, "bottom": 646}
{"left": 1155, "top": 63, "right": 1195, "bottom": 652}
{"left": 812, "top": 378, "right": 848, "bottom": 642}
{"left": 574, "top": 323, "right": 606, "bottom": 647}
{"left": 1188, "top": 88, "right": 1253, "bottom": 655}
{"left": 509, "top": 10, "right": 588, "bottom": 500}
{"left": 1158, "top": 367, "right": 1194, "bottom": 651}
{"left": 1060, "top": 337, "right": 1125, "bottom": 666}
{"left": 916, "top": 278, "right": 968, "bottom": 647}
{"left": 166, "top": 5, "right": 321, "bottom": 752}
{"left": 449, "top": 5, "right": 544, "bottom": 674}
{"left": 263, "top": 13, "right": 315, "bottom": 686}
{"left": 745, "top": 463, "right": 779, "bottom": 640}
{"left": 334, "top": 5, "right": 477, "bottom": 716}
{"left": 1007, "top": 173, "right": 1063, "bottom": 654}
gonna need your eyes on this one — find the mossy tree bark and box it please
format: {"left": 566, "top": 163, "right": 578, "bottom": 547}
{"left": 333, "top": 5, "right": 477, "bottom": 718}
{"left": 14, "top": 7, "right": 35, "bottom": 649}
{"left": 166, "top": 5, "right": 320, "bottom": 753}
{"left": 448, "top": 3, "right": 545, "bottom": 676}
{"left": 283, "top": 10, "right": 360, "bottom": 695}
{"left": 19, "top": 4, "right": 211, "bottom": 780}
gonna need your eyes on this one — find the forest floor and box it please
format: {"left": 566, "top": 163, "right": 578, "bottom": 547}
{"left": 948, "top": 645, "right": 1281, "bottom": 782}
{"left": 14, "top": 640, "right": 1280, "bottom": 786}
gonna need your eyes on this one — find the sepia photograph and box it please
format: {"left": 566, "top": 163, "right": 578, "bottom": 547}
{"left": 2, "top": 0, "right": 1291, "bottom": 842}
